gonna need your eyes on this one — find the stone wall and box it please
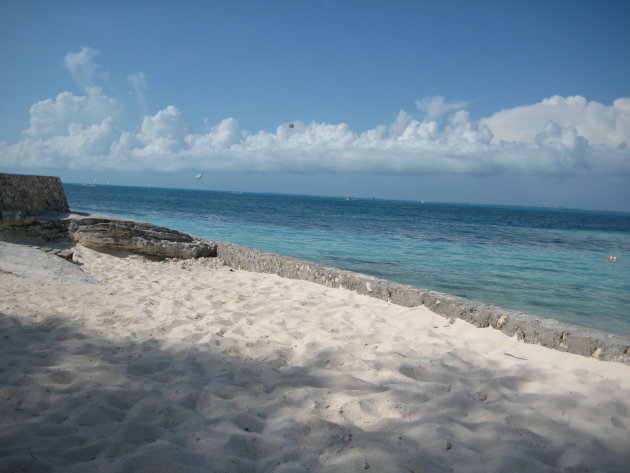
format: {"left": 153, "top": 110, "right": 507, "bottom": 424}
{"left": 216, "top": 241, "right": 630, "bottom": 364}
{"left": 0, "top": 173, "right": 69, "bottom": 221}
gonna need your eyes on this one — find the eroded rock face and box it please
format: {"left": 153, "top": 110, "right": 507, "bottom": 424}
{"left": 68, "top": 217, "right": 216, "bottom": 258}
{"left": 2, "top": 213, "right": 217, "bottom": 259}
{"left": 1, "top": 173, "right": 215, "bottom": 259}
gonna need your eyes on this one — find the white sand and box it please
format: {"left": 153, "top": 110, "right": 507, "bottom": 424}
{"left": 1, "top": 241, "right": 629, "bottom": 473}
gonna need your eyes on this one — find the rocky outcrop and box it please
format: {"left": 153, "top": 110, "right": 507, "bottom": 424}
{"left": 0, "top": 173, "right": 69, "bottom": 222}
{"left": 1, "top": 173, "right": 215, "bottom": 259}
{"left": 3, "top": 213, "right": 217, "bottom": 259}
{"left": 68, "top": 216, "right": 216, "bottom": 258}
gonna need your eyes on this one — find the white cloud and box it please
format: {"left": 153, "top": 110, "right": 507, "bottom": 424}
{"left": 137, "top": 105, "right": 186, "bottom": 148}
{"left": 48, "top": 118, "right": 118, "bottom": 159}
{"left": 64, "top": 47, "right": 101, "bottom": 89}
{"left": 481, "top": 95, "right": 630, "bottom": 148}
{"left": 2, "top": 83, "right": 629, "bottom": 179}
{"left": 128, "top": 72, "right": 149, "bottom": 115}
{"left": 24, "top": 87, "right": 122, "bottom": 139}
{"left": 187, "top": 117, "right": 243, "bottom": 153}
{"left": 2, "top": 117, "right": 119, "bottom": 171}
{"left": 415, "top": 96, "right": 470, "bottom": 119}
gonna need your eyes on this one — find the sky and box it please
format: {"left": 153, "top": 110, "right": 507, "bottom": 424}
{"left": 1, "top": 0, "right": 629, "bottom": 211}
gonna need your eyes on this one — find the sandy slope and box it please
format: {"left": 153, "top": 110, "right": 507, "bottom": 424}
{"left": 1, "top": 241, "right": 629, "bottom": 473}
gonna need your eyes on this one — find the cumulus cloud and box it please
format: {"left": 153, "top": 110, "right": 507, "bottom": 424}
{"left": 131, "top": 105, "right": 190, "bottom": 169}
{"left": 1, "top": 80, "right": 628, "bottom": 178}
{"left": 481, "top": 95, "right": 630, "bottom": 148}
{"left": 187, "top": 118, "right": 243, "bottom": 153}
{"left": 24, "top": 87, "right": 122, "bottom": 139}
{"left": 415, "top": 96, "right": 470, "bottom": 119}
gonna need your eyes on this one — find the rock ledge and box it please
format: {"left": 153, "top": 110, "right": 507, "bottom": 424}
{"left": 2, "top": 212, "right": 217, "bottom": 259}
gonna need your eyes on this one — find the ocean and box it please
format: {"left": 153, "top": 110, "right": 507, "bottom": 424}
{"left": 64, "top": 183, "right": 630, "bottom": 336}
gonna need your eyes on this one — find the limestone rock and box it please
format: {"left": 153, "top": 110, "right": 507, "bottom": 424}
{"left": 3, "top": 214, "right": 216, "bottom": 259}
{"left": 0, "top": 173, "right": 69, "bottom": 220}
{"left": 1, "top": 172, "right": 215, "bottom": 259}
{"left": 68, "top": 217, "right": 216, "bottom": 258}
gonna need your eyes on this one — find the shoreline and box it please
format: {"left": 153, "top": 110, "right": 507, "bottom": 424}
{"left": 215, "top": 240, "right": 630, "bottom": 364}
{"left": 3, "top": 210, "right": 629, "bottom": 364}
{"left": 4, "top": 172, "right": 627, "bottom": 359}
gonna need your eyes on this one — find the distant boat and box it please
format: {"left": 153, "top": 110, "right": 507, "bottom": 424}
{"left": 346, "top": 197, "right": 352, "bottom": 201}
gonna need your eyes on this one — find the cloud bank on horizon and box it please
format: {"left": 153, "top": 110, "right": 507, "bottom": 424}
{"left": 2, "top": 48, "right": 629, "bottom": 178}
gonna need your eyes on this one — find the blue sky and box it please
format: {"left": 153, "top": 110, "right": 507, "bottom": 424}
{"left": 1, "top": 0, "right": 629, "bottom": 211}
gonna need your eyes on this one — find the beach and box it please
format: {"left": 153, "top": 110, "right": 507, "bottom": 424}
{"left": 1, "top": 240, "right": 629, "bottom": 473}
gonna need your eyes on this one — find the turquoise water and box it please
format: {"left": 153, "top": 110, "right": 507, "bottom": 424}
{"left": 64, "top": 183, "right": 630, "bottom": 336}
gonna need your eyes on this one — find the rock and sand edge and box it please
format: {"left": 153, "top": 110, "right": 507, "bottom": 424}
{"left": 2, "top": 172, "right": 629, "bottom": 364}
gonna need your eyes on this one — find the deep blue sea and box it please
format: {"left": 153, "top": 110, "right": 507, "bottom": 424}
{"left": 64, "top": 183, "right": 630, "bottom": 336}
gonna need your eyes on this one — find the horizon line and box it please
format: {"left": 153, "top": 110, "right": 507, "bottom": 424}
{"left": 62, "top": 180, "right": 630, "bottom": 217}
